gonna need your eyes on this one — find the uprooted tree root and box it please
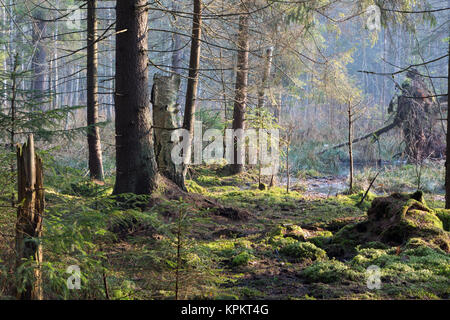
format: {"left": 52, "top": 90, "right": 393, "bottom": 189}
{"left": 149, "top": 176, "right": 252, "bottom": 221}
{"left": 325, "top": 191, "right": 450, "bottom": 258}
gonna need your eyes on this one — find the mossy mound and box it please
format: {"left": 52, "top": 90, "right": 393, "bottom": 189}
{"left": 231, "top": 251, "right": 253, "bottom": 267}
{"left": 301, "top": 260, "right": 361, "bottom": 284}
{"left": 327, "top": 191, "right": 450, "bottom": 257}
{"left": 279, "top": 242, "right": 327, "bottom": 262}
{"left": 435, "top": 208, "right": 450, "bottom": 231}
{"left": 267, "top": 224, "right": 308, "bottom": 242}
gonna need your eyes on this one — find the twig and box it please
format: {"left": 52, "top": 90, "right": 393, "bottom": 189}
{"left": 358, "top": 171, "right": 381, "bottom": 206}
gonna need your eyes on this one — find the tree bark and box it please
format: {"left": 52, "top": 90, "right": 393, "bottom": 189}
{"left": 257, "top": 47, "right": 273, "bottom": 111}
{"left": 348, "top": 102, "right": 353, "bottom": 193}
{"left": 31, "top": 10, "right": 47, "bottom": 108}
{"left": 182, "top": 0, "right": 202, "bottom": 175}
{"left": 87, "top": 0, "right": 104, "bottom": 181}
{"left": 113, "top": 0, "right": 158, "bottom": 195}
{"left": 152, "top": 73, "right": 186, "bottom": 190}
{"left": 15, "top": 135, "right": 44, "bottom": 300}
{"left": 445, "top": 42, "right": 450, "bottom": 209}
{"left": 230, "top": 8, "right": 249, "bottom": 174}
{"left": 170, "top": 1, "right": 183, "bottom": 75}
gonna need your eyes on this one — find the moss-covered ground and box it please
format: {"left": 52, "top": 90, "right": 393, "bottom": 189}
{"left": 174, "top": 166, "right": 450, "bottom": 299}
{"left": 1, "top": 164, "right": 448, "bottom": 300}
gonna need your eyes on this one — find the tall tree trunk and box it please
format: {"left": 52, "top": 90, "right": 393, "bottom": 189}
{"left": 171, "top": 1, "right": 182, "bottom": 75}
{"left": 113, "top": 0, "right": 158, "bottom": 195}
{"left": 182, "top": 0, "right": 202, "bottom": 175}
{"left": 87, "top": 0, "right": 104, "bottom": 181}
{"left": 257, "top": 47, "right": 274, "bottom": 187}
{"left": 152, "top": 73, "right": 186, "bottom": 190}
{"left": 445, "top": 42, "right": 450, "bottom": 209}
{"left": 257, "top": 47, "right": 273, "bottom": 111}
{"left": 10, "top": 54, "right": 19, "bottom": 207}
{"left": 348, "top": 102, "right": 354, "bottom": 193}
{"left": 31, "top": 11, "right": 46, "bottom": 108}
{"left": 230, "top": 8, "right": 249, "bottom": 174}
{"left": 15, "top": 135, "right": 44, "bottom": 300}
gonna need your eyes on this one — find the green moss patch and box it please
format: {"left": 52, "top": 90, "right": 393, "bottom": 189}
{"left": 280, "top": 242, "right": 327, "bottom": 262}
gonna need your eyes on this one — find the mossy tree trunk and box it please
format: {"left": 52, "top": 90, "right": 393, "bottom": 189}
{"left": 15, "top": 135, "right": 44, "bottom": 300}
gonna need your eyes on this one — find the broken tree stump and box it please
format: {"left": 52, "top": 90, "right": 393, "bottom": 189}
{"left": 15, "top": 135, "right": 44, "bottom": 300}
{"left": 151, "top": 73, "right": 186, "bottom": 190}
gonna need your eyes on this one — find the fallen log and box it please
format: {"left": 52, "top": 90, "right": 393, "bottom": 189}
{"left": 317, "top": 121, "right": 399, "bottom": 155}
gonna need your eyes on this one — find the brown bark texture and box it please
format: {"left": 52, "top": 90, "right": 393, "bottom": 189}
{"left": 230, "top": 10, "right": 249, "bottom": 174}
{"left": 182, "top": 0, "right": 202, "bottom": 176}
{"left": 15, "top": 135, "right": 44, "bottom": 300}
{"left": 113, "top": 0, "right": 158, "bottom": 195}
{"left": 87, "top": 0, "right": 104, "bottom": 181}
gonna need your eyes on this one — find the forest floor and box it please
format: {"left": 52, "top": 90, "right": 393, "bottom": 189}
{"left": 0, "top": 163, "right": 449, "bottom": 300}
{"left": 173, "top": 165, "right": 449, "bottom": 300}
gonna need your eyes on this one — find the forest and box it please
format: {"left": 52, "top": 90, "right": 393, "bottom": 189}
{"left": 0, "top": 0, "right": 449, "bottom": 302}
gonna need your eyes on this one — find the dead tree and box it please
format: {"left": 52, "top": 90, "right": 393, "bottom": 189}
{"left": 15, "top": 135, "right": 44, "bottom": 300}
{"left": 151, "top": 73, "right": 186, "bottom": 190}
{"left": 319, "top": 71, "right": 440, "bottom": 159}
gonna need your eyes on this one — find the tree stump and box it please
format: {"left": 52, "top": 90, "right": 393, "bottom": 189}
{"left": 151, "top": 73, "right": 186, "bottom": 190}
{"left": 15, "top": 135, "right": 44, "bottom": 300}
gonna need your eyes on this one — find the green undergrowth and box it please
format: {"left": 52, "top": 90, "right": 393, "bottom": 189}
{"left": 354, "top": 163, "right": 445, "bottom": 195}
{"left": 2, "top": 161, "right": 449, "bottom": 300}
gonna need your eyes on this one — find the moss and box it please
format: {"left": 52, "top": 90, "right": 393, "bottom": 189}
{"left": 326, "top": 192, "right": 450, "bottom": 258}
{"left": 351, "top": 248, "right": 389, "bottom": 267}
{"left": 268, "top": 225, "right": 287, "bottom": 238}
{"left": 301, "top": 260, "right": 361, "bottom": 283}
{"left": 207, "top": 186, "right": 240, "bottom": 193}
{"left": 269, "top": 236, "right": 297, "bottom": 248}
{"left": 357, "top": 241, "right": 389, "bottom": 250}
{"left": 297, "top": 169, "right": 321, "bottom": 179}
{"left": 185, "top": 180, "right": 207, "bottom": 194}
{"left": 315, "top": 230, "right": 333, "bottom": 237}
{"left": 231, "top": 251, "right": 253, "bottom": 267}
{"left": 404, "top": 208, "right": 443, "bottom": 229}
{"left": 196, "top": 175, "right": 223, "bottom": 187}
{"left": 279, "top": 242, "right": 327, "bottom": 262}
{"left": 435, "top": 208, "right": 450, "bottom": 231}
{"left": 203, "top": 239, "right": 236, "bottom": 258}
{"left": 238, "top": 287, "right": 264, "bottom": 298}
{"left": 308, "top": 236, "right": 332, "bottom": 249}
{"left": 328, "top": 223, "right": 363, "bottom": 255}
